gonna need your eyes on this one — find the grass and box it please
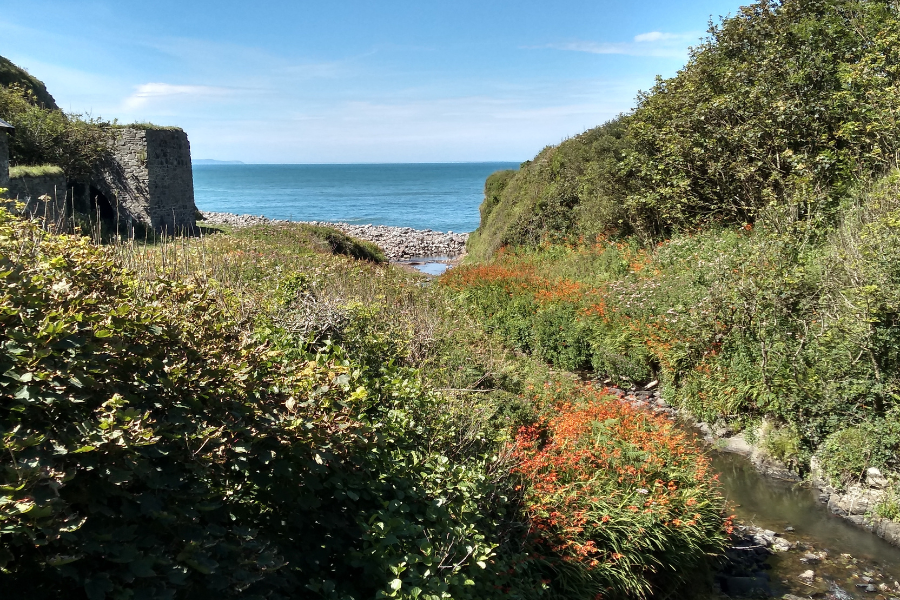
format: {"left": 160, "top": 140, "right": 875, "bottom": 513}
{"left": 9, "top": 164, "right": 64, "bottom": 178}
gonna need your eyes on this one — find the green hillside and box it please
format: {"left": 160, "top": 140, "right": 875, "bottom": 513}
{"left": 0, "top": 55, "right": 58, "bottom": 110}
{"left": 0, "top": 57, "right": 109, "bottom": 180}
{"left": 469, "top": 0, "right": 900, "bottom": 260}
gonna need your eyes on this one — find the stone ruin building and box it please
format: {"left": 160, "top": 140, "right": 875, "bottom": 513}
{"left": 83, "top": 127, "right": 197, "bottom": 233}
{"left": 0, "top": 122, "right": 198, "bottom": 233}
{"left": 0, "top": 118, "right": 11, "bottom": 191}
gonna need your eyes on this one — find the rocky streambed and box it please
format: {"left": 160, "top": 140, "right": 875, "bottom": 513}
{"left": 198, "top": 211, "right": 468, "bottom": 261}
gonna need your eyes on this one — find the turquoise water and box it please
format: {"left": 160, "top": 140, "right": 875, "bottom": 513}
{"left": 192, "top": 163, "right": 519, "bottom": 233}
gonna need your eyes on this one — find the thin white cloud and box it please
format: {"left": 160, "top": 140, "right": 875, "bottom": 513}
{"left": 122, "top": 83, "right": 235, "bottom": 110}
{"left": 540, "top": 31, "right": 701, "bottom": 58}
{"left": 633, "top": 31, "right": 685, "bottom": 43}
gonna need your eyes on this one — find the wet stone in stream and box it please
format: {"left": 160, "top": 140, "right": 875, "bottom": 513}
{"left": 711, "top": 521, "right": 900, "bottom": 599}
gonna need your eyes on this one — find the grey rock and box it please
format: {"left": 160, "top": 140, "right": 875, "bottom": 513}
{"left": 866, "top": 467, "right": 889, "bottom": 489}
{"left": 772, "top": 537, "right": 794, "bottom": 552}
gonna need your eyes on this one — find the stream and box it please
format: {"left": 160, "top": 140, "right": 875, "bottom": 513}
{"left": 398, "top": 256, "right": 453, "bottom": 276}
{"left": 713, "top": 450, "right": 900, "bottom": 598}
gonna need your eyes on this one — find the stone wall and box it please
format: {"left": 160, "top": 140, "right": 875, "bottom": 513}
{"left": 0, "top": 131, "right": 9, "bottom": 191}
{"left": 7, "top": 172, "right": 68, "bottom": 222}
{"left": 92, "top": 127, "right": 197, "bottom": 233}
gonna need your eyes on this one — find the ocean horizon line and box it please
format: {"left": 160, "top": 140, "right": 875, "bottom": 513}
{"left": 192, "top": 160, "right": 523, "bottom": 166}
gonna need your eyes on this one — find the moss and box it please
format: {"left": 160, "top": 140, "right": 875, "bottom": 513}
{"left": 9, "top": 164, "right": 64, "bottom": 178}
{"left": 108, "top": 122, "right": 183, "bottom": 132}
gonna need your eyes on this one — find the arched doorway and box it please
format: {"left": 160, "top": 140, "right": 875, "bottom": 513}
{"left": 89, "top": 185, "right": 117, "bottom": 222}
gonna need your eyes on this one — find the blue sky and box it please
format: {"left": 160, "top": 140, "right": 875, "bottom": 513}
{"left": 2, "top": 0, "right": 739, "bottom": 163}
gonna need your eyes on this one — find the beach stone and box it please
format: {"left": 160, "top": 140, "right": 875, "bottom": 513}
{"left": 801, "top": 553, "right": 820, "bottom": 563}
{"left": 828, "top": 486, "right": 885, "bottom": 516}
{"left": 199, "top": 211, "right": 469, "bottom": 260}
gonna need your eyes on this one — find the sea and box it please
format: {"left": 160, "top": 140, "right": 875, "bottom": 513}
{"left": 191, "top": 162, "right": 520, "bottom": 233}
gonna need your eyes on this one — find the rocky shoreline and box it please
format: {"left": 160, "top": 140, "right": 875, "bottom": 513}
{"left": 199, "top": 211, "right": 468, "bottom": 260}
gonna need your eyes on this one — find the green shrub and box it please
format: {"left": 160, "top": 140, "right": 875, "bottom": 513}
{"left": 875, "top": 486, "right": 900, "bottom": 521}
{"left": 0, "top": 209, "right": 527, "bottom": 599}
{"left": 819, "top": 427, "right": 872, "bottom": 486}
{"left": 473, "top": 0, "right": 900, "bottom": 255}
{"left": 480, "top": 169, "right": 517, "bottom": 222}
{"left": 0, "top": 85, "right": 110, "bottom": 180}
{"left": 0, "top": 55, "right": 57, "bottom": 109}
{"left": 304, "top": 224, "right": 387, "bottom": 262}
{"left": 761, "top": 424, "right": 803, "bottom": 470}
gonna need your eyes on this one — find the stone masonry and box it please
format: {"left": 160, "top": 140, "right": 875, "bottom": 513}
{"left": 0, "top": 119, "right": 11, "bottom": 191}
{"left": 91, "top": 127, "right": 197, "bottom": 232}
{"left": 8, "top": 172, "right": 68, "bottom": 222}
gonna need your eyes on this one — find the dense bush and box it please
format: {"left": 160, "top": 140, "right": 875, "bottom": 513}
{"left": 470, "top": 0, "right": 900, "bottom": 256}
{"left": 467, "top": 118, "right": 632, "bottom": 259}
{"left": 0, "top": 84, "right": 110, "bottom": 180}
{"left": 0, "top": 210, "right": 519, "bottom": 599}
{"left": 0, "top": 55, "right": 57, "bottom": 109}
{"left": 513, "top": 383, "right": 727, "bottom": 599}
{"left": 0, "top": 210, "right": 731, "bottom": 598}
{"left": 818, "top": 408, "right": 900, "bottom": 486}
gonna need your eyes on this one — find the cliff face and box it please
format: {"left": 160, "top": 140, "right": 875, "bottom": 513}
{"left": 0, "top": 56, "right": 58, "bottom": 110}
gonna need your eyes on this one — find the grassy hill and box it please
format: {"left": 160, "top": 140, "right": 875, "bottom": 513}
{"left": 469, "top": 0, "right": 900, "bottom": 260}
{"left": 0, "top": 55, "right": 58, "bottom": 110}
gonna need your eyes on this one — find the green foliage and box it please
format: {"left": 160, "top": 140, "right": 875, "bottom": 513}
{"left": 449, "top": 168, "right": 900, "bottom": 479}
{"left": 0, "top": 55, "right": 57, "bottom": 109}
{"left": 473, "top": 0, "right": 900, "bottom": 255}
{"left": 761, "top": 424, "right": 803, "bottom": 471}
{"left": 480, "top": 169, "right": 517, "bottom": 222}
{"left": 108, "top": 122, "right": 184, "bottom": 131}
{"left": 0, "top": 210, "right": 529, "bottom": 599}
{"left": 305, "top": 224, "right": 387, "bottom": 262}
{"left": 818, "top": 407, "right": 900, "bottom": 486}
{"left": 819, "top": 427, "right": 872, "bottom": 486}
{"left": 875, "top": 486, "right": 900, "bottom": 521}
{"left": 0, "top": 85, "right": 110, "bottom": 180}
{"left": 467, "top": 118, "right": 632, "bottom": 260}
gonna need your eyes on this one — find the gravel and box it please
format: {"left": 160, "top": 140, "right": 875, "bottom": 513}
{"left": 199, "top": 211, "right": 469, "bottom": 260}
